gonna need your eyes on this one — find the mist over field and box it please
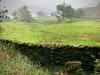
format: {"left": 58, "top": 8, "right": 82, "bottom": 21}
{"left": 0, "top": 0, "right": 100, "bottom": 15}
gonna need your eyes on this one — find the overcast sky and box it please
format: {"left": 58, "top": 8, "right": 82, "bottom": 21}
{"left": 0, "top": 0, "right": 100, "bottom": 14}
{"left": 21, "top": 0, "right": 100, "bottom": 8}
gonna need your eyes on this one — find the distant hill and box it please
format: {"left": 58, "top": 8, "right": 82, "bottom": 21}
{"left": 83, "top": 3, "right": 100, "bottom": 19}
{"left": 82, "top": 2, "right": 100, "bottom": 8}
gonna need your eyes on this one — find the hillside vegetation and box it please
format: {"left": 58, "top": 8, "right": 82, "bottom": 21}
{"left": 84, "top": 4, "right": 100, "bottom": 19}
{"left": 0, "top": 21, "right": 100, "bottom": 46}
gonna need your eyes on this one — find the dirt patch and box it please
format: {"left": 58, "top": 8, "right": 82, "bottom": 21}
{"left": 74, "top": 34, "right": 100, "bottom": 41}
{"left": 74, "top": 34, "right": 91, "bottom": 40}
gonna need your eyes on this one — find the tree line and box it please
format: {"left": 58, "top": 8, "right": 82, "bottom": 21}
{"left": 12, "top": 2, "right": 84, "bottom": 23}
{"left": 12, "top": 5, "right": 34, "bottom": 22}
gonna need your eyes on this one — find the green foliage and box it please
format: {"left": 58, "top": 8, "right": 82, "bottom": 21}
{"left": 0, "top": 41, "right": 50, "bottom": 75}
{"left": 91, "top": 55, "right": 100, "bottom": 75}
{"left": 12, "top": 5, "right": 34, "bottom": 22}
{"left": 56, "top": 2, "right": 75, "bottom": 21}
{"left": 51, "top": 11, "right": 62, "bottom": 22}
{"left": 12, "top": 10, "right": 18, "bottom": 20}
{"left": 75, "top": 8, "right": 84, "bottom": 18}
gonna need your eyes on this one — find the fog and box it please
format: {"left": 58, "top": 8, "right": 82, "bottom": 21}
{"left": 0, "top": 0, "right": 100, "bottom": 15}
{"left": 22, "top": 0, "right": 100, "bottom": 8}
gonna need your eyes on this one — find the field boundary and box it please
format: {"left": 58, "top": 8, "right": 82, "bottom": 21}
{"left": 0, "top": 39, "right": 100, "bottom": 71}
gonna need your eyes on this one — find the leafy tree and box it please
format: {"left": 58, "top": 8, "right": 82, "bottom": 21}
{"left": 37, "top": 11, "right": 46, "bottom": 16}
{"left": 12, "top": 5, "right": 34, "bottom": 22}
{"left": 18, "top": 5, "right": 34, "bottom": 22}
{"left": 75, "top": 8, "right": 84, "bottom": 18}
{"left": 12, "top": 10, "right": 18, "bottom": 21}
{"left": 56, "top": 2, "right": 75, "bottom": 21}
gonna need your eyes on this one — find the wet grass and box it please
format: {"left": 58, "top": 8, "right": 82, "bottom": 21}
{"left": 0, "top": 21, "right": 100, "bottom": 46}
{"left": 0, "top": 41, "right": 50, "bottom": 75}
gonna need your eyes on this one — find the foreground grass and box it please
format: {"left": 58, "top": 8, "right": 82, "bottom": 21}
{"left": 0, "top": 21, "right": 100, "bottom": 46}
{"left": 0, "top": 42, "right": 50, "bottom": 75}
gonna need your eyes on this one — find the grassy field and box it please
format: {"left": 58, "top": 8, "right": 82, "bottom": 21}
{"left": 34, "top": 16, "right": 57, "bottom": 21}
{"left": 0, "top": 21, "right": 100, "bottom": 46}
{"left": 33, "top": 16, "right": 83, "bottom": 22}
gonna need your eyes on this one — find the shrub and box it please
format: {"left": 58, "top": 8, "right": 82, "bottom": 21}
{"left": 91, "top": 55, "right": 100, "bottom": 75}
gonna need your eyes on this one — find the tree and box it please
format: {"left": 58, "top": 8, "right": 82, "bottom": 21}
{"left": 51, "top": 11, "right": 62, "bottom": 22}
{"left": 75, "top": 8, "right": 84, "bottom": 18}
{"left": 0, "top": 0, "right": 10, "bottom": 35}
{"left": 37, "top": 11, "right": 46, "bottom": 16}
{"left": 12, "top": 5, "right": 34, "bottom": 22}
{"left": 12, "top": 10, "right": 18, "bottom": 21}
{"left": 56, "top": 2, "right": 75, "bottom": 21}
{"left": 18, "top": 5, "right": 34, "bottom": 22}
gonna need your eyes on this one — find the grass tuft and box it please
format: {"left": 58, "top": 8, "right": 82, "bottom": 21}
{"left": 0, "top": 42, "right": 50, "bottom": 75}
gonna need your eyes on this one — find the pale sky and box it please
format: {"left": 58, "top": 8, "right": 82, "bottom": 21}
{"left": 0, "top": 0, "right": 100, "bottom": 14}
{"left": 21, "top": 0, "right": 100, "bottom": 8}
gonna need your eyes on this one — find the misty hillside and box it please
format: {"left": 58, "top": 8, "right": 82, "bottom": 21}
{"left": 1, "top": 0, "right": 100, "bottom": 17}
{"left": 84, "top": 3, "right": 100, "bottom": 18}
{"left": 82, "top": 2, "right": 100, "bottom": 8}
{"left": 0, "top": 0, "right": 53, "bottom": 15}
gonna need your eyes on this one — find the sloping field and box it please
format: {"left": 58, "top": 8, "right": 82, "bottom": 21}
{"left": 84, "top": 5, "right": 100, "bottom": 19}
{"left": 0, "top": 21, "right": 100, "bottom": 46}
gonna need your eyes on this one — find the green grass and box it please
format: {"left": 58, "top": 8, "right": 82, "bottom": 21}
{"left": 34, "top": 16, "right": 83, "bottom": 22}
{"left": 34, "top": 16, "right": 57, "bottom": 21}
{"left": 0, "top": 42, "right": 50, "bottom": 75}
{"left": 0, "top": 21, "right": 100, "bottom": 46}
{"left": 0, "top": 22, "right": 43, "bottom": 43}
